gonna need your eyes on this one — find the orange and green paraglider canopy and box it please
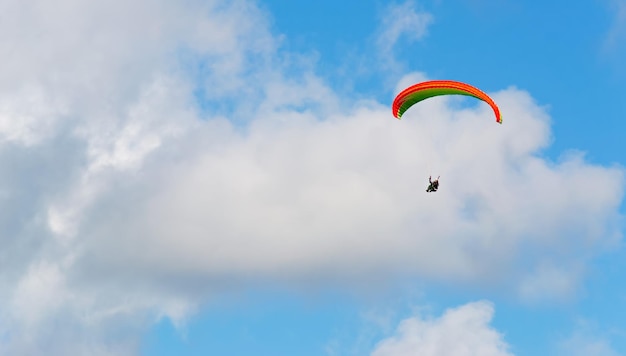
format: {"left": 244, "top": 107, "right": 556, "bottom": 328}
{"left": 392, "top": 80, "right": 502, "bottom": 123}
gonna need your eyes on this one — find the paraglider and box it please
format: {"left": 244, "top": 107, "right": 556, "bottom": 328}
{"left": 392, "top": 80, "right": 502, "bottom": 123}
{"left": 426, "top": 176, "right": 439, "bottom": 193}
{"left": 392, "top": 80, "right": 502, "bottom": 192}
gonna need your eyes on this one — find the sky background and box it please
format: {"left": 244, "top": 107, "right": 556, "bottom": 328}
{"left": 1, "top": 0, "right": 625, "bottom": 355}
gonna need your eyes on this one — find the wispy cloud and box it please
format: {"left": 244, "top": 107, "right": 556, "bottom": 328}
{"left": 557, "top": 319, "right": 621, "bottom": 356}
{"left": 603, "top": 0, "right": 626, "bottom": 56}
{"left": 375, "top": 1, "right": 434, "bottom": 68}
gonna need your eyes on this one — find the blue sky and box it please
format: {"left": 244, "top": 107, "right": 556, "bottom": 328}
{"left": 0, "top": 0, "right": 625, "bottom": 355}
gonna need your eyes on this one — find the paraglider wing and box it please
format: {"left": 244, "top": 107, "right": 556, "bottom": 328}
{"left": 392, "top": 80, "right": 502, "bottom": 123}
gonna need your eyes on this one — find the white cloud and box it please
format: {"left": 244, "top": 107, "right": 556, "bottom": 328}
{"left": 376, "top": 1, "right": 434, "bottom": 67}
{"left": 0, "top": 0, "right": 277, "bottom": 353}
{"left": 0, "top": 0, "right": 623, "bottom": 353}
{"left": 376, "top": 1, "right": 434, "bottom": 52}
{"left": 371, "top": 301, "right": 513, "bottom": 356}
{"left": 72, "top": 79, "right": 623, "bottom": 298}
